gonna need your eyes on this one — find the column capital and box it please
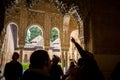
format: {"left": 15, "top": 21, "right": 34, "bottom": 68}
{"left": 61, "top": 46, "right": 69, "bottom": 51}
{"left": 19, "top": 45, "right": 24, "bottom": 48}
{"left": 44, "top": 46, "right": 50, "bottom": 51}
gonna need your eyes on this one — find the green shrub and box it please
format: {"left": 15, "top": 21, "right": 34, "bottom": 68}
{"left": 22, "top": 63, "right": 29, "bottom": 70}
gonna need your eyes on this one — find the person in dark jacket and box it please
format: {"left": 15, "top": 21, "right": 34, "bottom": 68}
{"left": 3, "top": 52, "right": 23, "bottom": 80}
{"left": 50, "top": 55, "right": 63, "bottom": 80}
{"left": 23, "top": 50, "right": 52, "bottom": 80}
{"left": 71, "top": 37, "right": 104, "bottom": 80}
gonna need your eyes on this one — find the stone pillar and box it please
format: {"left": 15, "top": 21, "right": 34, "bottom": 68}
{"left": 0, "top": 34, "right": 7, "bottom": 70}
{"left": 61, "top": 29, "right": 70, "bottom": 69}
{"left": 0, "top": 37, "right": 4, "bottom": 67}
{"left": 18, "top": 1, "right": 28, "bottom": 63}
{"left": 61, "top": 51, "right": 66, "bottom": 73}
{"left": 19, "top": 45, "right": 24, "bottom": 63}
{"left": 61, "top": 49, "right": 69, "bottom": 73}
{"left": 0, "top": 53, "right": 2, "bottom": 67}
{"left": 66, "top": 51, "right": 69, "bottom": 70}
{"left": 44, "top": 13, "right": 51, "bottom": 51}
{"left": 61, "top": 51, "right": 64, "bottom": 70}
{"left": 0, "top": 38, "right": 3, "bottom": 67}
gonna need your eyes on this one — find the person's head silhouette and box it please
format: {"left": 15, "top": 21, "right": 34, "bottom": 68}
{"left": 30, "top": 50, "right": 50, "bottom": 69}
{"left": 51, "top": 55, "right": 60, "bottom": 65}
{"left": 12, "top": 52, "right": 19, "bottom": 61}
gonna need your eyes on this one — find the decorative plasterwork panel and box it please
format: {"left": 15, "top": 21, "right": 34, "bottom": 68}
{"left": 27, "top": 10, "right": 45, "bottom": 27}
{"left": 5, "top": 7, "right": 20, "bottom": 27}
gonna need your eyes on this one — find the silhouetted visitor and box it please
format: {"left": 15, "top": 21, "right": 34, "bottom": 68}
{"left": 71, "top": 37, "right": 104, "bottom": 80}
{"left": 23, "top": 50, "right": 52, "bottom": 80}
{"left": 3, "top": 52, "right": 23, "bottom": 80}
{"left": 111, "top": 61, "right": 120, "bottom": 80}
{"left": 50, "top": 55, "right": 63, "bottom": 80}
{"left": 69, "top": 61, "right": 76, "bottom": 70}
{"left": 73, "top": 58, "right": 85, "bottom": 80}
{"left": 62, "top": 61, "right": 76, "bottom": 80}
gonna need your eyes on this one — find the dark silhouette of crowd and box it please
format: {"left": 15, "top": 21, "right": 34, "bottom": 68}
{"left": 62, "top": 60, "right": 76, "bottom": 80}
{"left": 50, "top": 55, "right": 63, "bottom": 80}
{"left": 111, "top": 61, "right": 120, "bottom": 80}
{"left": 70, "top": 37, "right": 105, "bottom": 80}
{"left": 3, "top": 37, "right": 120, "bottom": 80}
{"left": 62, "top": 37, "right": 104, "bottom": 80}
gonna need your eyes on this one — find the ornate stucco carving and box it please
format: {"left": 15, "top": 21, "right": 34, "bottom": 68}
{"left": 3, "top": 0, "right": 83, "bottom": 52}
{"left": 5, "top": 7, "right": 20, "bottom": 28}
{"left": 27, "top": 10, "right": 45, "bottom": 27}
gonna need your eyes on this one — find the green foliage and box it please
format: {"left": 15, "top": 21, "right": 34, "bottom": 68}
{"left": 25, "top": 30, "right": 31, "bottom": 43}
{"left": 58, "top": 62, "right": 62, "bottom": 67}
{"left": 50, "top": 29, "right": 58, "bottom": 42}
{"left": 22, "top": 63, "right": 29, "bottom": 70}
{"left": 25, "top": 26, "right": 42, "bottom": 43}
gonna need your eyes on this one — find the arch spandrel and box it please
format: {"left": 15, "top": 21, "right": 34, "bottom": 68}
{"left": 27, "top": 11, "right": 45, "bottom": 27}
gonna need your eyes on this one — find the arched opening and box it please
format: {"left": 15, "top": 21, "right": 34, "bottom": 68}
{"left": 49, "top": 27, "right": 61, "bottom": 59}
{"left": 24, "top": 25, "right": 43, "bottom": 50}
{"left": 22, "top": 25, "right": 43, "bottom": 70}
{"left": 2, "top": 22, "right": 18, "bottom": 66}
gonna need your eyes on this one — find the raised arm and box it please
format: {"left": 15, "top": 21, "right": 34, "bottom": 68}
{"left": 71, "top": 37, "right": 86, "bottom": 58}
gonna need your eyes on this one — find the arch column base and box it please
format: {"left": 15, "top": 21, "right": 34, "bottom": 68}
{"left": 19, "top": 45, "right": 24, "bottom": 63}
{"left": 61, "top": 47, "right": 69, "bottom": 73}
